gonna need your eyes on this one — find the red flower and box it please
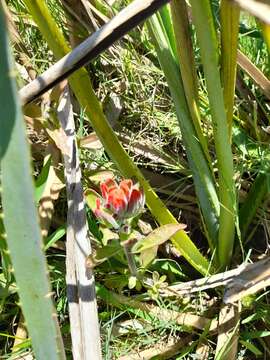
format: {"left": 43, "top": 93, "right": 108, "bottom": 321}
{"left": 95, "top": 178, "right": 144, "bottom": 227}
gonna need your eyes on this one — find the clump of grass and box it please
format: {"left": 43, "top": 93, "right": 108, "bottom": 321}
{"left": 1, "top": 0, "right": 270, "bottom": 359}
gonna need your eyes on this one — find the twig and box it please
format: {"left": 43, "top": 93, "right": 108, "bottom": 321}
{"left": 230, "top": 0, "right": 270, "bottom": 25}
{"left": 161, "top": 262, "right": 247, "bottom": 296}
{"left": 215, "top": 302, "right": 240, "bottom": 360}
{"left": 57, "top": 84, "right": 101, "bottom": 360}
{"left": 19, "top": 0, "right": 170, "bottom": 105}
{"left": 96, "top": 284, "right": 219, "bottom": 333}
{"left": 118, "top": 334, "right": 193, "bottom": 360}
{"left": 237, "top": 50, "right": 270, "bottom": 100}
{"left": 162, "top": 257, "right": 270, "bottom": 304}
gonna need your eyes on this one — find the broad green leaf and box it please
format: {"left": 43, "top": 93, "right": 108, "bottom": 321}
{"left": 133, "top": 224, "right": 186, "bottom": 253}
{"left": 95, "top": 240, "right": 122, "bottom": 260}
{"left": 0, "top": 7, "right": 65, "bottom": 359}
{"left": 103, "top": 274, "right": 129, "bottom": 291}
{"left": 139, "top": 245, "right": 158, "bottom": 268}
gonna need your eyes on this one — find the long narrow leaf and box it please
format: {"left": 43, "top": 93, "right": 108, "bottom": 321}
{"left": 220, "top": 0, "right": 240, "bottom": 139}
{"left": 0, "top": 7, "right": 65, "bottom": 359}
{"left": 190, "top": 0, "right": 236, "bottom": 269}
{"left": 170, "top": 0, "right": 212, "bottom": 167}
{"left": 22, "top": 0, "right": 209, "bottom": 275}
{"left": 239, "top": 172, "right": 268, "bottom": 239}
{"left": 148, "top": 14, "right": 219, "bottom": 252}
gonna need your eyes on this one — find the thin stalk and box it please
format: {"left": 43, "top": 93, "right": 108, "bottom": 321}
{"left": 148, "top": 14, "right": 219, "bottom": 252}
{"left": 220, "top": 0, "right": 240, "bottom": 140}
{"left": 189, "top": 0, "right": 236, "bottom": 270}
{"left": 23, "top": 0, "right": 209, "bottom": 275}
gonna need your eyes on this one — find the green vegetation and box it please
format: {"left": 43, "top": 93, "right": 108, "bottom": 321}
{"left": 1, "top": 0, "right": 270, "bottom": 358}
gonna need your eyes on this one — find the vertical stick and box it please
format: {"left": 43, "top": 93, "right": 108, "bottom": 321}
{"left": 58, "top": 85, "right": 102, "bottom": 360}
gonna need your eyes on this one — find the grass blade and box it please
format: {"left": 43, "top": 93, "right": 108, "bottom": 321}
{"left": 190, "top": 0, "right": 236, "bottom": 269}
{"left": 170, "top": 0, "right": 212, "bottom": 166}
{"left": 220, "top": 0, "right": 240, "bottom": 139}
{"left": 22, "top": 0, "right": 209, "bottom": 275}
{"left": 260, "top": 22, "right": 270, "bottom": 55}
{"left": 148, "top": 13, "right": 219, "bottom": 252}
{"left": 239, "top": 172, "right": 268, "bottom": 239}
{"left": 0, "top": 7, "right": 65, "bottom": 359}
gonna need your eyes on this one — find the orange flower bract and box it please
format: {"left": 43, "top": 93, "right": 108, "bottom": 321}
{"left": 94, "top": 178, "right": 145, "bottom": 227}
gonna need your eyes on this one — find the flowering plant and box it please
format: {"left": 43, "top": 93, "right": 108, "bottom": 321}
{"left": 94, "top": 178, "right": 145, "bottom": 230}
{"left": 86, "top": 177, "right": 185, "bottom": 288}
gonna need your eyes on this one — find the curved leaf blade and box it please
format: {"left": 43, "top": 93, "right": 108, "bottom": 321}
{"left": 0, "top": 8, "right": 65, "bottom": 359}
{"left": 133, "top": 223, "right": 186, "bottom": 252}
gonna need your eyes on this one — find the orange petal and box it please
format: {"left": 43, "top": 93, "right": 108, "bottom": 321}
{"left": 107, "top": 188, "right": 128, "bottom": 214}
{"left": 100, "top": 178, "right": 117, "bottom": 199}
{"left": 119, "top": 179, "right": 133, "bottom": 198}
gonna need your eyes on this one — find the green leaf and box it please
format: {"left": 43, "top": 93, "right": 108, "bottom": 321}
{"left": 242, "top": 330, "right": 270, "bottom": 340}
{"left": 171, "top": 0, "right": 211, "bottom": 167}
{"left": 22, "top": 0, "right": 210, "bottom": 276}
{"left": 104, "top": 274, "right": 129, "bottom": 291}
{"left": 148, "top": 14, "right": 219, "bottom": 254}
{"left": 95, "top": 240, "right": 122, "bottom": 260}
{"left": 220, "top": 0, "right": 240, "bottom": 138}
{"left": 133, "top": 223, "right": 186, "bottom": 253}
{"left": 35, "top": 155, "right": 52, "bottom": 203}
{"left": 139, "top": 246, "right": 158, "bottom": 268}
{"left": 240, "top": 340, "right": 263, "bottom": 356}
{"left": 239, "top": 172, "right": 268, "bottom": 239}
{"left": 44, "top": 225, "right": 66, "bottom": 251}
{"left": 150, "top": 259, "right": 186, "bottom": 280}
{"left": 0, "top": 8, "right": 65, "bottom": 359}
{"left": 190, "top": 0, "right": 236, "bottom": 269}
{"left": 85, "top": 189, "right": 101, "bottom": 211}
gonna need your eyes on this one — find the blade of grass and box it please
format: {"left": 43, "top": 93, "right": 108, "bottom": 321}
{"left": 148, "top": 14, "right": 219, "bottom": 252}
{"left": 0, "top": 6, "right": 65, "bottom": 359}
{"left": 158, "top": 5, "right": 177, "bottom": 57}
{"left": 170, "top": 0, "right": 212, "bottom": 168}
{"left": 22, "top": 0, "right": 209, "bottom": 275}
{"left": 239, "top": 172, "right": 268, "bottom": 239}
{"left": 189, "top": 0, "right": 236, "bottom": 269}
{"left": 95, "top": 283, "right": 218, "bottom": 332}
{"left": 35, "top": 155, "right": 52, "bottom": 203}
{"left": 220, "top": 0, "right": 240, "bottom": 140}
{"left": 260, "top": 22, "right": 270, "bottom": 55}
